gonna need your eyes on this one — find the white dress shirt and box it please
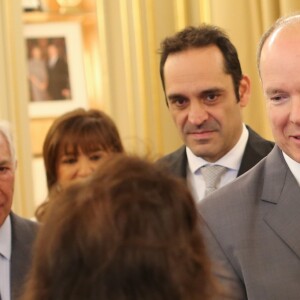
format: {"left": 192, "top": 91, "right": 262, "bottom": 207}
{"left": 0, "top": 215, "right": 11, "bottom": 300}
{"left": 186, "top": 124, "right": 249, "bottom": 202}
{"left": 282, "top": 152, "right": 300, "bottom": 186}
{"left": 48, "top": 55, "right": 58, "bottom": 68}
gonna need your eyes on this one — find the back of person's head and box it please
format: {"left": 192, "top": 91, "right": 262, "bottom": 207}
{"left": 43, "top": 108, "right": 124, "bottom": 191}
{"left": 22, "top": 154, "right": 215, "bottom": 300}
{"left": 159, "top": 24, "right": 243, "bottom": 101}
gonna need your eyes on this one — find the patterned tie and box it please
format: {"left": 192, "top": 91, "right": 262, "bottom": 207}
{"left": 201, "top": 165, "right": 227, "bottom": 196}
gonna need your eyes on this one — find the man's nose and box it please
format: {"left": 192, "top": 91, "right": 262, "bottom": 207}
{"left": 289, "top": 97, "right": 300, "bottom": 124}
{"left": 188, "top": 101, "right": 208, "bottom": 125}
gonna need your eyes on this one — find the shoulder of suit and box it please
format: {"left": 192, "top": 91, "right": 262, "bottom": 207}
{"left": 246, "top": 126, "right": 275, "bottom": 153}
{"left": 199, "top": 155, "right": 267, "bottom": 214}
{"left": 10, "top": 212, "right": 39, "bottom": 235}
{"left": 247, "top": 126, "right": 274, "bottom": 145}
{"left": 156, "top": 145, "right": 186, "bottom": 164}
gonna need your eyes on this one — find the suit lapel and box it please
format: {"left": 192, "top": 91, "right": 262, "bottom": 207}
{"left": 10, "top": 213, "right": 25, "bottom": 299}
{"left": 262, "top": 147, "right": 300, "bottom": 259}
{"left": 10, "top": 213, "right": 32, "bottom": 300}
{"left": 164, "top": 145, "right": 187, "bottom": 178}
{"left": 238, "top": 126, "right": 274, "bottom": 176}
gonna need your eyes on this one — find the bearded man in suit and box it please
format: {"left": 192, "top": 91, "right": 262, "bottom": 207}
{"left": 199, "top": 14, "right": 300, "bottom": 299}
{"left": 0, "top": 121, "right": 38, "bottom": 300}
{"left": 157, "top": 25, "right": 274, "bottom": 202}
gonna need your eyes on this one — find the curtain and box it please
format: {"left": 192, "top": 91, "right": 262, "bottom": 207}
{"left": 0, "top": 0, "right": 35, "bottom": 217}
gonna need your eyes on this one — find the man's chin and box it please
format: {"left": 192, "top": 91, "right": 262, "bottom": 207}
{"left": 189, "top": 147, "right": 213, "bottom": 158}
{"left": 187, "top": 140, "right": 212, "bottom": 153}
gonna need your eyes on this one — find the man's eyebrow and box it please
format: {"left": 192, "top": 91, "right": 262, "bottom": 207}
{"left": 265, "top": 88, "right": 285, "bottom": 96}
{"left": 167, "top": 94, "right": 187, "bottom": 101}
{"left": 0, "top": 159, "right": 12, "bottom": 167}
{"left": 199, "top": 88, "right": 224, "bottom": 96}
{"left": 202, "top": 87, "right": 224, "bottom": 93}
{"left": 167, "top": 87, "right": 225, "bottom": 102}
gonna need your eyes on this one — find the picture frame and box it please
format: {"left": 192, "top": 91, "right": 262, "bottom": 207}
{"left": 24, "top": 22, "right": 88, "bottom": 118}
{"left": 22, "top": 0, "right": 41, "bottom": 12}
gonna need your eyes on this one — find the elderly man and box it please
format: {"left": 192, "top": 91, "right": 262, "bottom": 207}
{"left": 199, "top": 14, "right": 300, "bottom": 299}
{"left": 0, "top": 121, "right": 38, "bottom": 300}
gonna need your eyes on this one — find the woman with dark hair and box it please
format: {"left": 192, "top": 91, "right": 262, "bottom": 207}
{"left": 35, "top": 108, "right": 124, "bottom": 222}
{"left": 23, "top": 155, "right": 216, "bottom": 300}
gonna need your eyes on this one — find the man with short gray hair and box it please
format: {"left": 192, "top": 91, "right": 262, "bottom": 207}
{"left": 0, "top": 121, "right": 38, "bottom": 300}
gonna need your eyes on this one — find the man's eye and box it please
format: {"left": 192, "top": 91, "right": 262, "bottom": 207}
{"left": 0, "top": 167, "right": 8, "bottom": 173}
{"left": 168, "top": 97, "right": 188, "bottom": 107}
{"left": 176, "top": 98, "right": 187, "bottom": 105}
{"left": 270, "top": 94, "right": 289, "bottom": 103}
{"left": 205, "top": 93, "right": 218, "bottom": 102}
{"left": 271, "top": 95, "right": 283, "bottom": 101}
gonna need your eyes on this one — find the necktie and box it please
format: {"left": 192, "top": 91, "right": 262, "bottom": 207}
{"left": 201, "top": 165, "right": 227, "bottom": 196}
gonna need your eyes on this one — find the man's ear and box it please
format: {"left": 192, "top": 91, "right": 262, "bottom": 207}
{"left": 239, "top": 75, "right": 251, "bottom": 108}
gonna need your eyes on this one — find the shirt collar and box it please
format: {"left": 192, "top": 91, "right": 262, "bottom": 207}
{"left": 0, "top": 215, "right": 12, "bottom": 259}
{"left": 187, "top": 124, "right": 249, "bottom": 173}
{"left": 282, "top": 152, "right": 300, "bottom": 186}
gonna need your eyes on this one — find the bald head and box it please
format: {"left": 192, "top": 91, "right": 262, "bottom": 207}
{"left": 257, "top": 14, "right": 300, "bottom": 75}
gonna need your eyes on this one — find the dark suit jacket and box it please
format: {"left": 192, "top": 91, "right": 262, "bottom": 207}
{"left": 157, "top": 126, "right": 274, "bottom": 179}
{"left": 199, "top": 146, "right": 300, "bottom": 299}
{"left": 10, "top": 212, "right": 38, "bottom": 300}
{"left": 47, "top": 57, "right": 70, "bottom": 100}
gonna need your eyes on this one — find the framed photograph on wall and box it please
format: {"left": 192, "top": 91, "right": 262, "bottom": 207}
{"left": 24, "top": 22, "right": 88, "bottom": 118}
{"left": 22, "top": 0, "right": 41, "bottom": 11}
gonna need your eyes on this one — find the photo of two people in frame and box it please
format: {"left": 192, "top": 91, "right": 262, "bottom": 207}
{"left": 26, "top": 37, "right": 72, "bottom": 102}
